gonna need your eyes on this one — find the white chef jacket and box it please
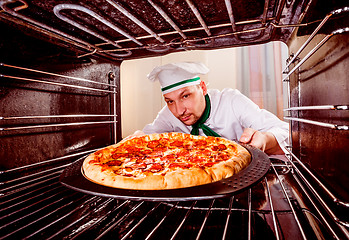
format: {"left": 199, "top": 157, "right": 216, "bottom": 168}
{"left": 143, "top": 88, "right": 289, "bottom": 148}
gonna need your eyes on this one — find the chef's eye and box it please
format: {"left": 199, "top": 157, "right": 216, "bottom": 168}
{"left": 182, "top": 94, "right": 190, "bottom": 99}
{"left": 166, "top": 100, "right": 173, "bottom": 104}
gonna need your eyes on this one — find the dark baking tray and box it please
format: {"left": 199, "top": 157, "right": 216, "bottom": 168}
{"left": 60, "top": 144, "right": 270, "bottom": 202}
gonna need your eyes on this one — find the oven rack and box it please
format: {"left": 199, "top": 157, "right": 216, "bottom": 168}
{"left": 282, "top": 7, "right": 349, "bottom": 74}
{"left": 0, "top": 120, "right": 117, "bottom": 132}
{"left": 283, "top": 117, "right": 348, "bottom": 131}
{"left": 0, "top": 0, "right": 111, "bottom": 59}
{"left": 284, "top": 105, "right": 349, "bottom": 111}
{"left": 284, "top": 106, "right": 349, "bottom": 130}
{"left": 0, "top": 0, "right": 299, "bottom": 59}
{"left": 0, "top": 114, "right": 117, "bottom": 131}
{"left": 0, "top": 74, "right": 116, "bottom": 94}
{"left": 283, "top": 106, "right": 349, "bottom": 131}
{"left": 0, "top": 157, "right": 338, "bottom": 240}
{"left": 280, "top": 6, "right": 349, "bottom": 240}
{"left": 0, "top": 63, "right": 117, "bottom": 89}
{"left": 282, "top": 27, "right": 349, "bottom": 82}
{"left": 0, "top": 62, "right": 118, "bottom": 133}
{"left": 284, "top": 148, "right": 349, "bottom": 237}
{"left": 0, "top": 148, "right": 100, "bottom": 175}
{"left": 0, "top": 63, "right": 117, "bottom": 94}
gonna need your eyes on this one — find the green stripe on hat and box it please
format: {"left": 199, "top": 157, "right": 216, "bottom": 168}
{"left": 161, "top": 77, "right": 200, "bottom": 92}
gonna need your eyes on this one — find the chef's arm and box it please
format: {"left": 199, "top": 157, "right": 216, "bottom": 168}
{"left": 239, "top": 128, "right": 284, "bottom": 155}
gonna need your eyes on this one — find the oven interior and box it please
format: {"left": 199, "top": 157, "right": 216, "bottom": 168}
{"left": 1, "top": 0, "right": 348, "bottom": 239}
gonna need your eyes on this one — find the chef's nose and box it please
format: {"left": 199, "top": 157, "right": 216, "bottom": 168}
{"left": 176, "top": 102, "right": 186, "bottom": 115}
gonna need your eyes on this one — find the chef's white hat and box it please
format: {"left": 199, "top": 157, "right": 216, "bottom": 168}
{"left": 147, "top": 62, "right": 209, "bottom": 94}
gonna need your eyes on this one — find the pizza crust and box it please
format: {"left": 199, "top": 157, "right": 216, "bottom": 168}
{"left": 82, "top": 132, "right": 251, "bottom": 190}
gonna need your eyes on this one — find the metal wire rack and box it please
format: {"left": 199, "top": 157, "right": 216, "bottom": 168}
{"left": 0, "top": 0, "right": 310, "bottom": 59}
{"left": 280, "top": 6, "right": 349, "bottom": 239}
{"left": 0, "top": 156, "right": 332, "bottom": 240}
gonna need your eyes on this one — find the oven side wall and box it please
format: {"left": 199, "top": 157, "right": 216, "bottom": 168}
{"left": 0, "top": 21, "right": 122, "bottom": 170}
{"left": 287, "top": 32, "right": 349, "bottom": 202}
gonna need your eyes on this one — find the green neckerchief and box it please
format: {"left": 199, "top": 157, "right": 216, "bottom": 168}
{"left": 190, "top": 94, "right": 221, "bottom": 137}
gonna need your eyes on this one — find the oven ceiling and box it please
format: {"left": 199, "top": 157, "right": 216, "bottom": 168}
{"left": 0, "top": 0, "right": 348, "bottom": 61}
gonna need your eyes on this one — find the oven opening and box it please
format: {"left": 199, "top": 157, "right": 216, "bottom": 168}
{"left": 120, "top": 43, "right": 289, "bottom": 139}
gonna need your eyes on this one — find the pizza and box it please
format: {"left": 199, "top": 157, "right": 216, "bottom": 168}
{"left": 82, "top": 132, "right": 251, "bottom": 190}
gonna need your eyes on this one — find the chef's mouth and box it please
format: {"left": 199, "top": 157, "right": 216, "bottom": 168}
{"left": 180, "top": 114, "right": 192, "bottom": 123}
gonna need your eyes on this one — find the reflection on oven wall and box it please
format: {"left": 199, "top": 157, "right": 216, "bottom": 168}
{"left": 120, "top": 42, "right": 288, "bottom": 138}
{"left": 287, "top": 31, "right": 349, "bottom": 202}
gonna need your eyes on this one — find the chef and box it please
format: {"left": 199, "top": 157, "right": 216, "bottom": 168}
{"left": 134, "top": 62, "right": 289, "bottom": 155}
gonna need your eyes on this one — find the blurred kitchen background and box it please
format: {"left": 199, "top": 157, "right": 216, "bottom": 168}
{"left": 120, "top": 41, "right": 288, "bottom": 138}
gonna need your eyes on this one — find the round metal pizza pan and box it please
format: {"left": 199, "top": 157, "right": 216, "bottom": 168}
{"left": 59, "top": 144, "right": 270, "bottom": 202}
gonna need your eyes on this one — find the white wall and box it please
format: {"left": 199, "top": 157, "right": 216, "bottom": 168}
{"left": 120, "top": 43, "right": 287, "bottom": 138}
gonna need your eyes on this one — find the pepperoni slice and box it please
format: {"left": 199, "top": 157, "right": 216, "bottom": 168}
{"left": 129, "top": 163, "right": 147, "bottom": 170}
{"left": 217, "top": 144, "right": 227, "bottom": 151}
{"left": 199, "top": 149, "right": 212, "bottom": 156}
{"left": 111, "top": 152, "right": 129, "bottom": 159}
{"left": 169, "top": 162, "right": 192, "bottom": 169}
{"left": 228, "top": 144, "right": 237, "bottom": 151}
{"left": 159, "top": 138, "right": 169, "bottom": 146}
{"left": 106, "top": 160, "right": 122, "bottom": 166}
{"left": 177, "top": 149, "right": 189, "bottom": 156}
{"left": 217, "top": 152, "right": 230, "bottom": 161}
{"left": 88, "top": 159, "right": 100, "bottom": 164}
{"left": 125, "top": 146, "right": 141, "bottom": 152}
{"left": 94, "top": 148, "right": 111, "bottom": 160}
{"left": 188, "top": 156, "right": 205, "bottom": 163}
{"left": 194, "top": 140, "right": 207, "bottom": 147}
{"left": 147, "top": 140, "right": 160, "bottom": 149}
{"left": 148, "top": 163, "right": 164, "bottom": 173}
{"left": 211, "top": 145, "right": 219, "bottom": 151}
{"left": 141, "top": 149, "right": 152, "bottom": 155}
{"left": 211, "top": 144, "right": 228, "bottom": 151}
{"left": 170, "top": 140, "right": 183, "bottom": 147}
{"left": 164, "top": 154, "right": 177, "bottom": 162}
{"left": 184, "top": 143, "right": 194, "bottom": 150}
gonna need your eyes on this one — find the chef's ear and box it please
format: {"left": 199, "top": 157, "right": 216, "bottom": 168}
{"left": 199, "top": 81, "right": 207, "bottom": 95}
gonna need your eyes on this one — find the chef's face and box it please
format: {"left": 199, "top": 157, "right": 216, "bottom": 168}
{"left": 163, "top": 81, "right": 207, "bottom": 126}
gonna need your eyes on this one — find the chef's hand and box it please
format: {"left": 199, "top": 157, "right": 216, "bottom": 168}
{"left": 239, "top": 128, "right": 283, "bottom": 155}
